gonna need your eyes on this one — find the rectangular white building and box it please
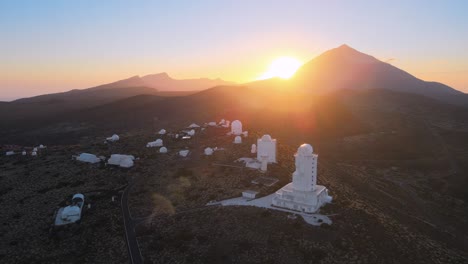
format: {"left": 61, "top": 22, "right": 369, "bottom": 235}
{"left": 257, "top": 134, "right": 277, "bottom": 163}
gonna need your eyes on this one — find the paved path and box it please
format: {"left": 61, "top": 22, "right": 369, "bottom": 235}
{"left": 121, "top": 178, "right": 143, "bottom": 264}
{"left": 214, "top": 194, "right": 332, "bottom": 226}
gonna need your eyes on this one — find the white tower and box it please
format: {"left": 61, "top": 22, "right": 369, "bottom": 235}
{"left": 271, "top": 143, "right": 329, "bottom": 213}
{"left": 292, "top": 144, "right": 317, "bottom": 191}
{"left": 231, "top": 120, "right": 242, "bottom": 135}
{"left": 257, "top": 134, "right": 277, "bottom": 163}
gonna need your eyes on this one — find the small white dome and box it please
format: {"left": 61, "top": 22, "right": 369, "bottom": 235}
{"left": 297, "top": 144, "right": 313, "bottom": 156}
{"left": 231, "top": 120, "right": 242, "bottom": 127}
{"left": 159, "top": 147, "right": 168, "bottom": 153}
{"left": 73, "top": 193, "right": 84, "bottom": 200}
{"left": 204, "top": 147, "right": 214, "bottom": 155}
{"left": 234, "top": 136, "right": 242, "bottom": 144}
{"left": 261, "top": 134, "right": 272, "bottom": 141}
{"left": 179, "top": 150, "right": 190, "bottom": 157}
{"left": 107, "top": 134, "right": 119, "bottom": 141}
{"left": 231, "top": 120, "right": 243, "bottom": 135}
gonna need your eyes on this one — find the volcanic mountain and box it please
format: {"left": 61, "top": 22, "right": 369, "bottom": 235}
{"left": 249, "top": 44, "right": 467, "bottom": 106}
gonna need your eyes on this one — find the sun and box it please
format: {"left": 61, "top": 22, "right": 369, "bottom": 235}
{"left": 258, "top": 56, "right": 302, "bottom": 80}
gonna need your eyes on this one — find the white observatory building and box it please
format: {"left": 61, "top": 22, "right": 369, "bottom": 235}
{"left": 272, "top": 144, "right": 332, "bottom": 213}
{"left": 55, "top": 194, "right": 85, "bottom": 226}
{"left": 257, "top": 134, "right": 277, "bottom": 163}
{"left": 231, "top": 120, "right": 243, "bottom": 135}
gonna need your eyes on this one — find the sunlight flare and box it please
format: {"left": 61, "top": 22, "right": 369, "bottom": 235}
{"left": 258, "top": 57, "right": 303, "bottom": 80}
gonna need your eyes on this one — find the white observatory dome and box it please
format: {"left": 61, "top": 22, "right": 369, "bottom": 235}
{"left": 297, "top": 144, "right": 313, "bottom": 156}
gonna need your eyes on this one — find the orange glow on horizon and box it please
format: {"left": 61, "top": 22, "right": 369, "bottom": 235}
{"left": 257, "top": 57, "right": 303, "bottom": 80}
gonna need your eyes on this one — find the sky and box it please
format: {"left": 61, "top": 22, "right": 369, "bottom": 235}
{"left": 1, "top": 0, "right": 467, "bottom": 100}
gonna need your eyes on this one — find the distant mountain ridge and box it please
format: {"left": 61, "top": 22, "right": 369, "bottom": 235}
{"left": 139, "top": 72, "right": 235, "bottom": 91}
{"left": 1, "top": 73, "right": 233, "bottom": 122}
{"left": 14, "top": 73, "right": 235, "bottom": 104}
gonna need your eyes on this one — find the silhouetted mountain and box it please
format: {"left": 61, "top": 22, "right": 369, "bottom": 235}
{"left": 0, "top": 86, "right": 160, "bottom": 122}
{"left": 3, "top": 74, "right": 233, "bottom": 121}
{"left": 250, "top": 44, "right": 468, "bottom": 106}
{"left": 13, "top": 73, "right": 234, "bottom": 105}
{"left": 141, "top": 72, "right": 235, "bottom": 91}
{"left": 13, "top": 75, "right": 156, "bottom": 105}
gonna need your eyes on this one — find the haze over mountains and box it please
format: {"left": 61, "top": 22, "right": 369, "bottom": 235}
{"left": 1, "top": 44, "right": 467, "bottom": 126}
{"left": 5, "top": 44, "right": 467, "bottom": 107}
{"left": 0, "top": 74, "right": 235, "bottom": 121}
{"left": 13, "top": 73, "right": 235, "bottom": 104}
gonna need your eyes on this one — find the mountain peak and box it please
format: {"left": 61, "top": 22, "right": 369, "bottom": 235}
{"left": 312, "top": 44, "right": 379, "bottom": 65}
{"left": 142, "top": 72, "right": 172, "bottom": 79}
{"left": 127, "top": 75, "right": 141, "bottom": 80}
{"left": 337, "top": 44, "right": 353, "bottom": 50}
{"left": 332, "top": 44, "right": 364, "bottom": 56}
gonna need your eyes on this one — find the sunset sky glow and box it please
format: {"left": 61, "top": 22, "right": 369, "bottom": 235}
{"left": 1, "top": 0, "right": 467, "bottom": 100}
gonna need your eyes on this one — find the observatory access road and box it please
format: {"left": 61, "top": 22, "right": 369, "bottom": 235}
{"left": 121, "top": 177, "right": 143, "bottom": 264}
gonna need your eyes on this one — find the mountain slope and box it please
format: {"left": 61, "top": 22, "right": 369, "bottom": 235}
{"left": 2, "top": 74, "right": 233, "bottom": 121}
{"left": 250, "top": 45, "right": 468, "bottom": 106}
{"left": 13, "top": 73, "right": 234, "bottom": 105}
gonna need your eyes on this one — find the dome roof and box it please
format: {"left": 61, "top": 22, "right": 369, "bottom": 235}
{"left": 297, "top": 144, "right": 313, "bottom": 156}
{"left": 159, "top": 147, "right": 168, "bottom": 153}
{"left": 261, "top": 134, "right": 272, "bottom": 141}
{"left": 231, "top": 120, "right": 242, "bottom": 126}
{"left": 204, "top": 147, "right": 214, "bottom": 155}
{"left": 234, "top": 136, "right": 242, "bottom": 143}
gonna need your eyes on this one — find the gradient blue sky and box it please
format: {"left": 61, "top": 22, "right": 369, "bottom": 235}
{"left": 1, "top": 0, "right": 467, "bottom": 100}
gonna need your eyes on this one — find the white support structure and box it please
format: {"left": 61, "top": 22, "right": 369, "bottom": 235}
{"left": 260, "top": 154, "right": 268, "bottom": 172}
{"left": 242, "top": 190, "right": 259, "bottom": 199}
{"left": 251, "top": 144, "right": 257, "bottom": 154}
